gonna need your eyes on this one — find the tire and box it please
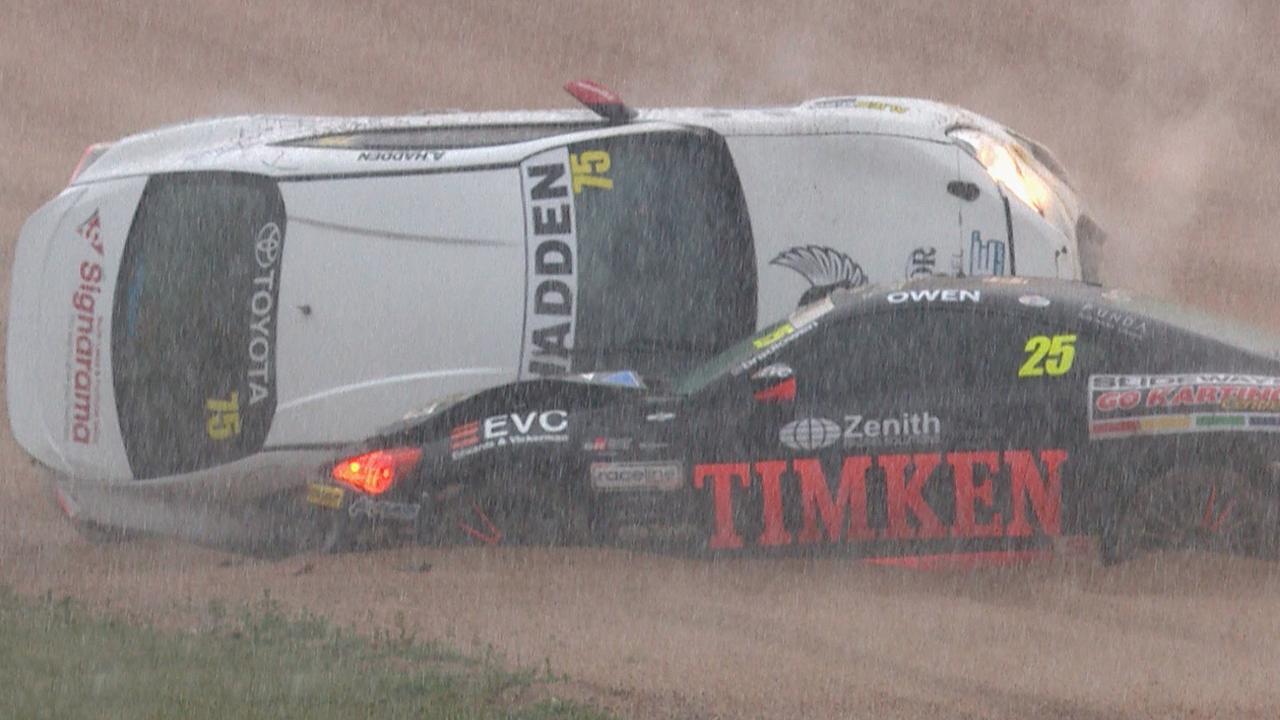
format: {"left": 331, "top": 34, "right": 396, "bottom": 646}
{"left": 420, "top": 462, "right": 590, "bottom": 547}
{"left": 246, "top": 488, "right": 352, "bottom": 556}
{"left": 1104, "top": 462, "right": 1279, "bottom": 563}
{"left": 289, "top": 504, "right": 352, "bottom": 555}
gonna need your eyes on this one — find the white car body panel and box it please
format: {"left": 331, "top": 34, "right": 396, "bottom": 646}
{"left": 6, "top": 94, "right": 1095, "bottom": 540}
{"left": 269, "top": 170, "right": 525, "bottom": 444}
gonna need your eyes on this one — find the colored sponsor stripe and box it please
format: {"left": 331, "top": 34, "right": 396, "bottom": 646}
{"left": 1139, "top": 415, "right": 1192, "bottom": 432}
{"left": 1195, "top": 414, "right": 1246, "bottom": 428}
{"left": 1090, "top": 419, "right": 1140, "bottom": 436}
{"left": 1091, "top": 412, "right": 1280, "bottom": 439}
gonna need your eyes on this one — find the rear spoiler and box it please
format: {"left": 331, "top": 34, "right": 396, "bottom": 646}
{"left": 564, "top": 79, "right": 636, "bottom": 124}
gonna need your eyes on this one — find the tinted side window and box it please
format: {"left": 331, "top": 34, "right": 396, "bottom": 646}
{"left": 569, "top": 130, "right": 756, "bottom": 376}
{"left": 789, "top": 309, "right": 982, "bottom": 401}
{"left": 279, "top": 123, "right": 600, "bottom": 150}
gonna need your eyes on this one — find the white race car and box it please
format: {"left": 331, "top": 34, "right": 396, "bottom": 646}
{"left": 5, "top": 81, "right": 1103, "bottom": 548}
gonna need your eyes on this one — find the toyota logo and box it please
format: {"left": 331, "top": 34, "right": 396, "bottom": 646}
{"left": 255, "top": 222, "right": 281, "bottom": 268}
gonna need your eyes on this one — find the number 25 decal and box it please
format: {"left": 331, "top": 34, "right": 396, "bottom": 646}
{"left": 206, "top": 392, "right": 241, "bottom": 440}
{"left": 1019, "top": 334, "right": 1077, "bottom": 377}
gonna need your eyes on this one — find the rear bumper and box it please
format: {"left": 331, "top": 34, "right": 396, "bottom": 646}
{"left": 6, "top": 189, "right": 86, "bottom": 473}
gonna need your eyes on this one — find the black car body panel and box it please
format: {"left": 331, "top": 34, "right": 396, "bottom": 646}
{"left": 312, "top": 278, "right": 1280, "bottom": 561}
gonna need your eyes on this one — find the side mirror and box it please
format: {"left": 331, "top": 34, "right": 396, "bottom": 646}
{"left": 750, "top": 364, "right": 796, "bottom": 404}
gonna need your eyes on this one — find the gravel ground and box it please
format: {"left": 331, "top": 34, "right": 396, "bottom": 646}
{"left": 3, "top": 3, "right": 1280, "bottom": 718}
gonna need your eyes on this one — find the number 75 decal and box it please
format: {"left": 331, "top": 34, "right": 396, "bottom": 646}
{"left": 1019, "top": 334, "right": 1077, "bottom": 377}
{"left": 206, "top": 392, "right": 241, "bottom": 440}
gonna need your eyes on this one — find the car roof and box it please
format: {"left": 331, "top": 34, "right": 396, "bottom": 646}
{"left": 74, "top": 94, "right": 1000, "bottom": 185}
{"left": 827, "top": 276, "right": 1103, "bottom": 313}
{"left": 823, "top": 277, "right": 1280, "bottom": 359}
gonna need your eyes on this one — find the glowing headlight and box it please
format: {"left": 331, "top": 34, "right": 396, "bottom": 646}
{"left": 949, "top": 127, "right": 1051, "bottom": 215}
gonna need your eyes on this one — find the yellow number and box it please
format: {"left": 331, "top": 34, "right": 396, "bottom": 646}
{"left": 1044, "top": 334, "right": 1077, "bottom": 375}
{"left": 1019, "top": 334, "right": 1077, "bottom": 377}
{"left": 206, "top": 392, "right": 241, "bottom": 440}
{"left": 569, "top": 150, "right": 613, "bottom": 193}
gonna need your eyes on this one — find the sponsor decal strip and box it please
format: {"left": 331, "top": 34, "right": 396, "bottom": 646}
{"left": 520, "top": 147, "right": 578, "bottom": 378}
{"left": 246, "top": 221, "right": 282, "bottom": 406}
{"left": 1090, "top": 413, "right": 1280, "bottom": 438}
{"left": 67, "top": 209, "right": 105, "bottom": 445}
{"left": 449, "top": 410, "right": 569, "bottom": 461}
{"left": 780, "top": 412, "right": 942, "bottom": 451}
{"left": 693, "top": 449, "right": 1065, "bottom": 550}
{"left": 1089, "top": 373, "right": 1280, "bottom": 438}
{"left": 590, "top": 461, "right": 683, "bottom": 492}
{"left": 886, "top": 288, "right": 980, "bottom": 304}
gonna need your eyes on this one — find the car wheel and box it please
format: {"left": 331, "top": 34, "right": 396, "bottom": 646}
{"left": 1107, "top": 464, "right": 1278, "bottom": 562}
{"left": 424, "top": 465, "right": 590, "bottom": 547}
{"left": 292, "top": 505, "right": 351, "bottom": 555}
{"left": 248, "top": 488, "right": 351, "bottom": 556}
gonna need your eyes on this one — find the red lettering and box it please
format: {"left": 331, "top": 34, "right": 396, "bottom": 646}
{"left": 949, "top": 451, "right": 1002, "bottom": 538}
{"left": 1194, "top": 386, "right": 1219, "bottom": 404}
{"left": 754, "top": 461, "right": 792, "bottom": 547}
{"left": 1145, "top": 387, "right": 1169, "bottom": 407}
{"left": 1170, "top": 386, "right": 1195, "bottom": 406}
{"left": 1005, "top": 449, "right": 1065, "bottom": 536}
{"left": 1095, "top": 390, "right": 1139, "bottom": 412}
{"left": 795, "top": 456, "right": 874, "bottom": 544}
{"left": 693, "top": 463, "right": 752, "bottom": 549}
{"left": 1095, "top": 391, "right": 1121, "bottom": 412}
{"left": 880, "top": 454, "right": 945, "bottom": 540}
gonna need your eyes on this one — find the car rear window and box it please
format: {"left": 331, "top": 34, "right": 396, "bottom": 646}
{"left": 112, "top": 172, "right": 285, "bottom": 479}
{"left": 563, "top": 130, "right": 757, "bottom": 377}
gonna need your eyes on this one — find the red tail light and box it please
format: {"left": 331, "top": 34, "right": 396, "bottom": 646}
{"left": 69, "top": 142, "right": 111, "bottom": 184}
{"left": 331, "top": 448, "right": 422, "bottom": 495}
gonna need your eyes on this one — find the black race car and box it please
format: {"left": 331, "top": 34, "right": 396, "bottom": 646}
{"left": 303, "top": 278, "right": 1280, "bottom": 563}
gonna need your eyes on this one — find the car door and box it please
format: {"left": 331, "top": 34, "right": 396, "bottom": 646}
{"left": 780, "top": 306, "right": 991, "bottom": 552}
{"left": 742, "top": 301, "right": 1092, "bottom": 554}
{"left": 682, "top": 305, "right": 980, "bottom": 553}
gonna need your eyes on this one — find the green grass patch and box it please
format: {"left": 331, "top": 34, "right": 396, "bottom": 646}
{"left": 0, "top": 586, "right": 609, "bottom": 720}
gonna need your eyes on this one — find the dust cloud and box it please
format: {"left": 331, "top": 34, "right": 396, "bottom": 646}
{"left": 3, "top": 2, "right": 1280, "bottom": 718}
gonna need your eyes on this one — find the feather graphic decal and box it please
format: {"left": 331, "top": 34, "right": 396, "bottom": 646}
{"left": 771, "top": 245, "right": 867, "bottom": 305}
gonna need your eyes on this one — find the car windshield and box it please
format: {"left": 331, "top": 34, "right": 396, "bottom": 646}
{"left": 672, "top": 299, "right": 834, "bottom": 396}
{"left": 111, "top": 172, "right": 285, "bottom": 479}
